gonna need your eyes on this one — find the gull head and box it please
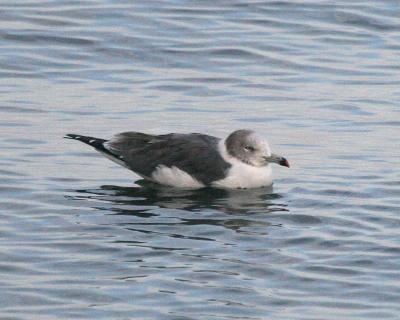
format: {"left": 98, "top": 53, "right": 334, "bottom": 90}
{"left": 225, "top": 129, "right": 289, "bottom": 168}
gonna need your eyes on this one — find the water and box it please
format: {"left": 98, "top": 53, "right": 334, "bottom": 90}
{"left": 1, "top": 1, "right": 399, "bottom": 319}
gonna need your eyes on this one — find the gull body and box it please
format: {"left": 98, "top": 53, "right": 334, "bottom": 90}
{"left": 65, "top": 129, "right": 289, "bottom": 189}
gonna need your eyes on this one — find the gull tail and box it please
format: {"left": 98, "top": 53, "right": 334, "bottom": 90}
{"left": 64, "top": 134, "right": 107, "bottom": 149}
{"left": 65, "top": 134, "right": 128, "bottom": 168}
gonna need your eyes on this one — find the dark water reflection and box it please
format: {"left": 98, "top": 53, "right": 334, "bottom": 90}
{"left": 76, "top": 183, "right": 284, "bottom": 213}
{"left": 71, "top": 183, "right": 288, "bottom": 231}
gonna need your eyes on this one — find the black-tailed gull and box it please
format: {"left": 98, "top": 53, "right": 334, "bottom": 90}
{"left": 65, "top": 129, "right": 289, "bottom": 189}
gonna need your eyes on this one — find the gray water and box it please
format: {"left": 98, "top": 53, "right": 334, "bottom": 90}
{"left": 1, "top": 1, "right": 400, "bottom": 319}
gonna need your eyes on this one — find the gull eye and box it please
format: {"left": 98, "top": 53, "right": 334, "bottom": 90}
{"left": 244, "top": 145, "right": 255, "bottom": 152}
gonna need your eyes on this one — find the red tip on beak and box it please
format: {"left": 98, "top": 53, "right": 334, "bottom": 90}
{"left": 284, "top": 159, "right": 290, "bottom": 168}
{"left": 280, "top": 158, "right": 290, "bottom": 168}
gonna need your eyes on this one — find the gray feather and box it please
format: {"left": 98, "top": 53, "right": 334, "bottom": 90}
{"left": 104, "top": 132, "right": 231, "bottom": 185}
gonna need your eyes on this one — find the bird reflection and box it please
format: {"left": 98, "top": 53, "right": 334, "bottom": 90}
{"left": 72, "top": 180, "right": 288, "bottom": 219}
{"left": 68, "top": 182, "right": 290, "bottom": 242}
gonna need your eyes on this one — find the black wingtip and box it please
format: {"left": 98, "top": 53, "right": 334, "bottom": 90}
{"left": 64, "top": 134, "right": 80, "bottom": 140}
{"left": 64, "top": 134, "right": 108, "bottom": 149}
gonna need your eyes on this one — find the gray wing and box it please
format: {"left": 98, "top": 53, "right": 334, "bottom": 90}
{"left": 104, "top": 132, "right": 231, "bottom": 185}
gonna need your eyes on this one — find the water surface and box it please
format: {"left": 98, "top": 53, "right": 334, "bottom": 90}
{"left": 1, "top": 1, "right": 399, "bottom": 319}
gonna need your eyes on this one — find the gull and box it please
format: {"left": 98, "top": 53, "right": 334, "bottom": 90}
{"left": 65, "top": 129, "right": 289, "bottom": 189}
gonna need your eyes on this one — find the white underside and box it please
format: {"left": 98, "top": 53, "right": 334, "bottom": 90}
{"left": 151, "top": 165, "right": 205, "bottom": 189}
{"left": 212, "top": 164, "right": 272, "bottom": 189}
{"left": 211, "top": 140, "right": 273, "bottom": 189}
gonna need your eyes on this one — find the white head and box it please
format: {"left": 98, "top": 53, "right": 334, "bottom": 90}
{"left": 225, "top": 129, "right": 289, "bottom": 168}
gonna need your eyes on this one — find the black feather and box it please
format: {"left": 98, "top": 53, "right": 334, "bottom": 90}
{"left": 65, "top": 133, "right": 120, "bottom": 159}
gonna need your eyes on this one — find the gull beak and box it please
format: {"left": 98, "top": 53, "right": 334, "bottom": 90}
{"left": 279, "top": 157, "right": 290, "bottom": 168}
{"left": 264, "top": 154, "right": 290, "bottom": 168}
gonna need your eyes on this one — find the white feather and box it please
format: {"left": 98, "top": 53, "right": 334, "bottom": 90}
{"left": 212, "top": 140, "right": 273, "bottom": 189}
{"left": 151, "top": 165, "right": 204, "bottom": 189}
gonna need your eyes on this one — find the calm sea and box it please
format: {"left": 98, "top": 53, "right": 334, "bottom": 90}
{"left": 0, "top": 1, "right": 399, "bottom": 319}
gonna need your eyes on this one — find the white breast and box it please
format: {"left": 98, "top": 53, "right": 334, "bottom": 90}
{"left": 212, "top": 141, "right": 273, "bottom": 189}
{"left": 151, "top": 165, "right": 205, "bottom": 189}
